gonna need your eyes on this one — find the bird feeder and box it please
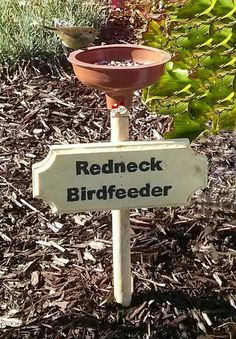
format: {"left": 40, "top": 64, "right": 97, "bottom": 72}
{"left": 32, "top": 44, "right": 207, "bottom": 308}
{"left": 68, "top": 44, "right": 171, "bottom": 109}
{"left": 68, "top": 44, "right": 171, "bottom": 306}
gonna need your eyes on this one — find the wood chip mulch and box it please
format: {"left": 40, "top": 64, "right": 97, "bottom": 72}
{"left": 0, "top": 68, "right": 235, "bottom": 339}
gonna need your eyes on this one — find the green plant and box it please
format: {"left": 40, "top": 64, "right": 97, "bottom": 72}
{"left": 0, "top": 0, "right": 107, "bottom": 66}
{"left": 142, "top": 0, "right": 235, "bottom": 140}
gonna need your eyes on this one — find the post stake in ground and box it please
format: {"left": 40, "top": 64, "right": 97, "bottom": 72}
{"left": 110, "top": 105, "right": 132, "bottom": 306}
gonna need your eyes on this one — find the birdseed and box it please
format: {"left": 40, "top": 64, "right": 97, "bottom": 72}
{"left": 95, "top": 59, "right": 143, "bottom": 66}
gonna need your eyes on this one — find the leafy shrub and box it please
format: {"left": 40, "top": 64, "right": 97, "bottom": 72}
{"left": 142, "top": 0, "right": 235, "bottom": 140}
{"left": 0, "top": 0, "right": 107, "bottom": 65}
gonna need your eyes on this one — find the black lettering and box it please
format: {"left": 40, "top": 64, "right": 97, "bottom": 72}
{"left": 163, "top": 185, "right": 172, "bottom": 196}
{"left": 127, "top": 187, "right": 138, "bottom": 198}
{"left": 81, "top": 187, "right": 86, "bottom": 200}
{"left": 139, "top": 161, "right": 150, "bottom": 172}
{"left": 139, "top": 183, "right": 150, "bottom": 197}
{"left": 90, "top": 164, "right": 101, "bottom": 175}
{"left": 76, "top": 161, "right": 89, "bottom": 175}
{"left": 116, "top": 188, "right": 126, "bottom": 199}
{"left": 102, "top": 160, "right": 113, "bottom": 174}
{"left": 97, "top": 185, "right": 107, "bottom": 200}
{"left": 150, "top": 157, "right": 162, "bottom": 171}
{"left": 67, "top": 188, "right": 79, "bottom": 201}
{"left": 87, "top": 189, "right": 96, "bottom": 200}
{"left": 151, "top": 186, "right": 163, "bottom": 197}
{"left": 108, "top": 185, "right": 116, "bottom": 199}
{"left": 127, "top": 162, "right": 137, "bottom": 172}
{"left": 114, "top": 162, "right": 126, "bottom": 173}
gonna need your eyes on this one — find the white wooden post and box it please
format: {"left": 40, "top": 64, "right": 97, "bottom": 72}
{"left": 110, "top": 106, "right": 132, "bottom": 306}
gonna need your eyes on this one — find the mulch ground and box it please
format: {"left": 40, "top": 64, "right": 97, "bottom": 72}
{"left": 0, "top": 8, "right": 236, "bottom": 339}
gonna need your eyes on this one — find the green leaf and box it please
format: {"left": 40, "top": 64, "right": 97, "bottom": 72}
{"left": 144, "top": 68, "right": 191, "bottom": 99}
{"left": 143, "top": 20, "right": 168, "bottom": 48}
{"left": 213, "top": 27, "right": 234, "bottom": 46}
{"left": 148, "top": 20, "right": 163, "bottom": 35}
{"left": 218, "top": 106, "right": 236, "bottom": 130}
{"left": 224, "top": 56, "right": 236, "bottom": 67}
{"left": 195, "top": 68, "right": 215, "bottom": 80}
{"left": 165, "top": 113, "right": 206, "bottom": 141}
{"left": 215, "top": 32, "right": 233, "bottom": 47}
{"left": 189, "top": 99, "right": 212, "bottom": 120}
{"left": 142, "top": 0, "right": 235, "bottom": 141}
{"left": 157, "top": 101, "right": 189, "bottom": 116}
{"left": 212, "top": 0, "right": 236, "bottom": 17}
{"left": 200, "top": 0, "right": 217, "bottom": 15}
{"left": 177, "top": 0, "right": 212, "bottom": 18}
{"left": 199, "top": 53, "right": 231, "bottom": 70}
{"left": 177, "top": 84, "right": 192, "bottom": 93}
{"left": 205, "top": 82, "right": 232, "bottom": 105}
{"left": 197, "top": 37, "right": 213, "bottom": 47}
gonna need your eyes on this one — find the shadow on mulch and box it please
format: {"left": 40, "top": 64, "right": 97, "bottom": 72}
{"left": 46, "top": 290, "right": 236, "bottom": 339}
{"left": 2, "top": 291, "right": 235, "bottom": 339}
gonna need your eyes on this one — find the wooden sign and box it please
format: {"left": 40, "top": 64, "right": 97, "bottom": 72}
{"left": 32, "top": 139, "right": 207, "bottom": 213}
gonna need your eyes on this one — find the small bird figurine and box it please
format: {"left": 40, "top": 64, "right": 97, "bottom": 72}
{"left": 43, "top": 25, "right": 98, "bottom": 50}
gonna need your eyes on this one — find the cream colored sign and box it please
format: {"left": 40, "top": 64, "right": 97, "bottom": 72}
{"left": 32, "top": 139, "right": 207, "bottom": 213}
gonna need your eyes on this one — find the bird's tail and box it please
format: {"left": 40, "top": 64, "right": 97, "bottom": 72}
{"left": 42, "top": 25, "right": 58, "bottom": 31}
